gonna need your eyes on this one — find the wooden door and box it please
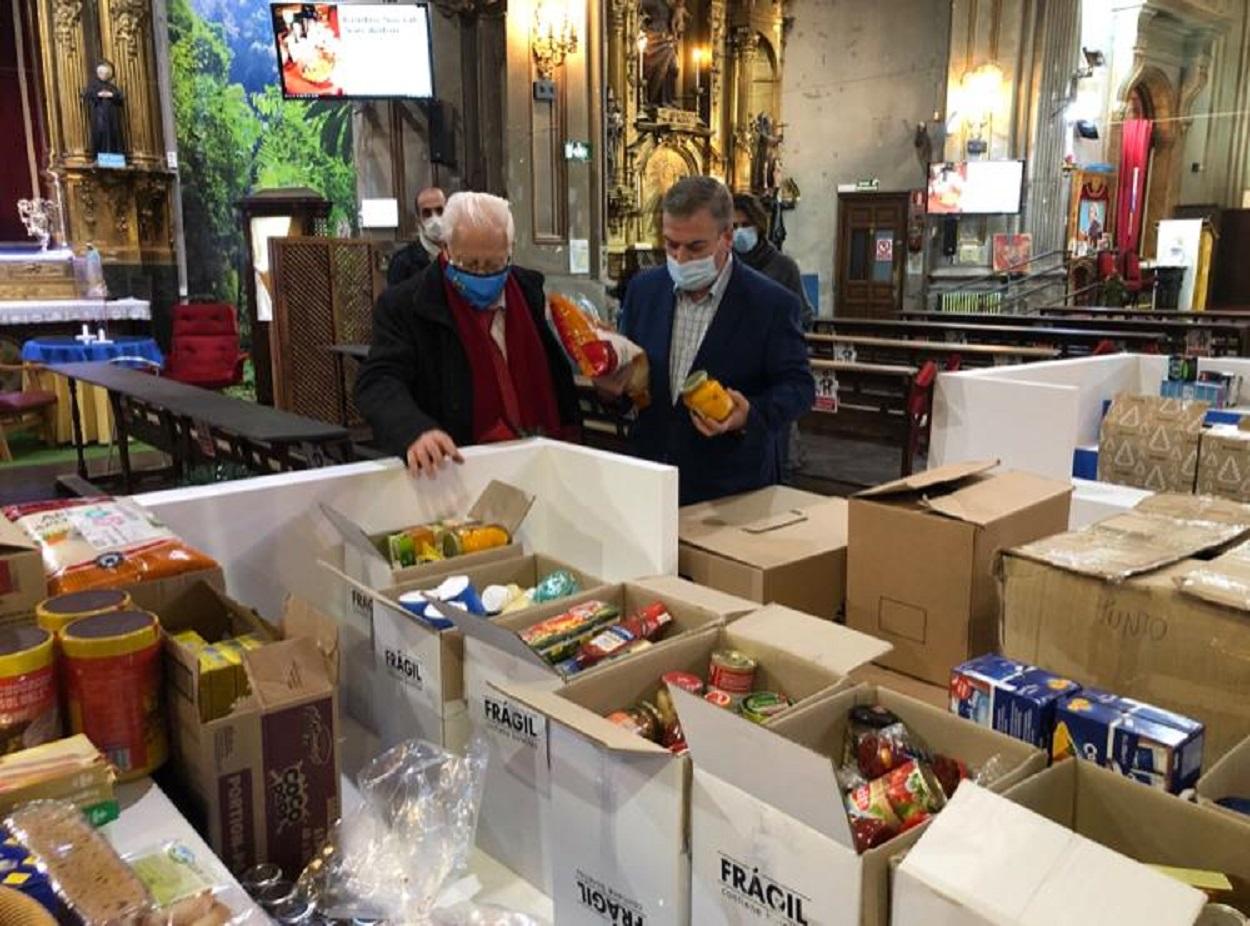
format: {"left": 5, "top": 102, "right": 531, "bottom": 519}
{"left": 836, "top": 192, "right": 908, "bottom": 318}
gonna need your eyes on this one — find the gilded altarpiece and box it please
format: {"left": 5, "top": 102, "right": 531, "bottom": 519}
{"left": 604, "top": 0, "right": 790, "bottom": 281}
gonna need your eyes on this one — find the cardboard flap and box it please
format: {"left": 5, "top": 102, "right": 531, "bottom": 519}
{"left": 856, "top": 460, "right": 998, "bottom": 499}
{"left": 898, "top": 783, "right": 1206, "bottom": 925}
{"left": 679, "top": 489, "right": 848, "bottom": 568}
{"left": 922, "top": 472, "right": 1071, "bottom": 527}
{"left": 1135, "top": 493, "right": 1250, "bottom": 528}
{"left": 630, "top": 574, "right": 757, "bottom": 619}
{"left": 1007, "top": 510, "right": 1248, "bottom": 581}
{"left": 242, "top": 636, "right": 335, "bottom": 709}
{"left": 439, "top": 596, "right": 555, "bottom": 674}
{"left": 319, "top": 503, "right": 388, "bottom": 564}
{"left": 728, "top": 605, "right": 891, "bottom": 676}
{"left": 318, "top": 559, "right": 424, "bottom": 626}
{"left": 281, "top": 595, "right": 341, "bottom": 684}
{"left": 1177, "top": 541, "right": 1250, "bottom": 612}
{"left": 673, "top": 685, "right": 853, "bottom": 847}
{"left": 0, "top": 516, "right": 37, "bottom": 553}
{"left": 741, "top": 510, "right": 808, "bottom": 533}
{"left": 492, "top": 679, "right": 670, "bottom": 756}
{"left": 467, "top": 480, "right": 535, "bottom": 536}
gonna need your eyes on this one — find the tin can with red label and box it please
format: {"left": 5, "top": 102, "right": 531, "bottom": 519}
{"left": 704, "top": 688, "right": 733, "bottom": 710}
{"left": 708, "top": 649, "right": 756, "bottom": 699}
{"left": 851, "top": 759, "right": 945, "bottom": 833}
{"left": 662, "top": 671, "right": 704, "bottom": 695}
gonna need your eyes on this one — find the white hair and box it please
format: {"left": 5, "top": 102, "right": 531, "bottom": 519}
{"left": 442, "top": 191, "right": 515, "bottom": 250}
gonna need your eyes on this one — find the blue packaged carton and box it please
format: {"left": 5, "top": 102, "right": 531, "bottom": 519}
{"left": 1053, "top": 688, "right": 1205, "bottom": 794}
{"left": 949, "top": 654, "right": 1081, "bottom": 750}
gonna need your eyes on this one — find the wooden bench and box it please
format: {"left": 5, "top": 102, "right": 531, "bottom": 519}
{"left": 814, "top": 317, "right": 1167, "bottom": 356}
{"left": 806, "top": 333, "right": 1058, "bottom": 369}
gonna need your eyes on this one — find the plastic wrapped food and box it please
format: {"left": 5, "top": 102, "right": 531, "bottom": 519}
{"left": 548, "top": 293, "right": 651, "bottom": 409}
{"left": 572, "top": 602, "right": 673, "bottom": 670}
{"left": 531, "top": 569, "right": 580, "bottom": 604}
{"left": 3, "top": 498, "right": 217, "bottom": 596}
{"left": 518, "top": 601, "right": 617, "bottom": 654}
{"left": 5, "top": 800, "right": 154, "bottom": 923}
{"left": 846, "top": 706, "right": 922, "bottom": 781}
{"left": 124, "top": 841, "right": 238, "bottom": 925}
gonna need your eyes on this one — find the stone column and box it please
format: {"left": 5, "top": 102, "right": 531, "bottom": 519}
{"left": 1024, "top": 0, "right": 1080, "bottom": 255}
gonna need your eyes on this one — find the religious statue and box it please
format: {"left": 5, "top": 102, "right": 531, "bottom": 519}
{"left": 606, "top": 88, "right": 625, "bottom": 180}
{"left": 82, "top": 61, "right": 126, "bottom": 158}
{"left": 639, "top": 0, "right": 688, "bottom": 107}
{"left": 750, "top": 112, "right": 782, "bottom": 193}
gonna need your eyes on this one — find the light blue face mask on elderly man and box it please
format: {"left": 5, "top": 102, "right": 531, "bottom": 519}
{"left": 446, "top": 263, "right": 510, "bottom": 310}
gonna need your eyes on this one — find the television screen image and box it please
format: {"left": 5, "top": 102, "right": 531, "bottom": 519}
{"left": 927, "top": 160, "right": 1024, "bottom": 215}
{"left": 272, "top": 2, "right": 434, "bottom": 99}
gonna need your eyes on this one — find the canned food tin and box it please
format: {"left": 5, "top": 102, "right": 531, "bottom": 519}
{"left": 662, "top": 671, "right": 704, "bottom": 695}
{"left": 704, "top": 688, "right": 733, "bottom": 709}
{"left": 35, "top": 590, "right": 132, "bottom": 635}
{"left": 240, "top": 861, "right": 283, "bottom": 895}
{"left": 709, "top": 649, "right": 757, "bottom": 697}
{"left": 0, "top": 626, "right": 59, "bottom": 754}
{"left": 605, "top": 702, "right": 662, "bottom": 742}
{"left": 255, "top": 880, "right": 298, "bottom": 912}
{"left": 272, "top": 895, "right": 316, "bottom": 924}
{"left": 1197, "top": 905, "right": 1249, "bottom": 926}
{"left": 741, "top": 691, "right": 792, "bottom": 724}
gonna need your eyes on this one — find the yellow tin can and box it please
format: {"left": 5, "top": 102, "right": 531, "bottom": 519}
{"left": 35, "top": 589, "right": 132, "bottom": 636}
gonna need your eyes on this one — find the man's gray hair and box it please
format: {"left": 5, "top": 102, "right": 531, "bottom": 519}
{"left": 662, "top": 176, "right": 733, "bottom": 231}
{"left": 443, "top": 191, "right": 515, "bottom": 249}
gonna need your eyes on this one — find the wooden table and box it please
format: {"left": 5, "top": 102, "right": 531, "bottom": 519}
{"left": 807, "top": 333, "right": 1059, "bottom": 366}
{"left": 815, "top": 317, "right": 1167, "bottom": 355}
{"left": 52, "top": 361, "right": 353, "bottom": 491}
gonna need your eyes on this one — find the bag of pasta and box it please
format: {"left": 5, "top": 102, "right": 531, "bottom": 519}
{"left": 3, "top": 498, "right": 218, "bottom": 596}
{"left": 547, "top": 293, "right": 650, "bottom": 409}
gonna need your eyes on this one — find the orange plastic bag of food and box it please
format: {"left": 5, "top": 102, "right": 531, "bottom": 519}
{"left": 3, "top": 497, "right": 218, "bottom": 595}
{"left": 548, "top": 293, "right": 651, "bottom": 409}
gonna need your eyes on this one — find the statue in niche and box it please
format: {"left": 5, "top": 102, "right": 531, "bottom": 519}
{"left": 83, "top": 61, "right": 126, "bottom": 157}
{"left": 639, "top": 0, "right": 688, "bottom": 107}
{"left": 751, "top": 112, "right": 781, "bottom": 193}
{"left": 606, "top": 88, "right": 625, "bottom": 180}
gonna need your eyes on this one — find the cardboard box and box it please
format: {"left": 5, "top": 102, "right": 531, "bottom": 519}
{"left": 892, "top": 760, "right": 1250, "bottom": 925}
{"left": 1001, "top": 493, "right": 1250, "bottom": 759}
{"left": 848, "top": 664, "right": 949, "bottom": 711}
{"left": 1197, "top": 733, "right": 1250, "bottom": 822}
{"left": 500, "top": 607, "right": 889, "bottom": 926}
{"left": 1053, "top": 688, "right": 1205, "bottom": 793}
{"left": 950, "top": 654, "right": 1081, "bottom": 751}
{"left": 450, "top": 575, "right": 755, "bottom": 894}
{"left": 321, "top": 479, "right": 532, "bottom": 628}
{"left": 680, "top": 684, "right": 1045, "bottom": 926}
{"left": 1198, "top": 425, "right": 1250, "bottom": 501}
{"left": 847, "top": 460, "right": 1071, "bottom": 685}
{"left": 679, "top": 487, "right": 849, "bottom": 619}
{"left": 0, "top": 516, "right": 44, "bottom": 622}
{"left": 162, "top": 584, "right": 340, "bottom": 878}
{"left": 1098, "top": 393, "right": 1207, "bottom": 492}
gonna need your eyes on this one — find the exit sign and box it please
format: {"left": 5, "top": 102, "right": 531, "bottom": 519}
{"left": 564, "top": 141, "right": 592, "bottom": 162}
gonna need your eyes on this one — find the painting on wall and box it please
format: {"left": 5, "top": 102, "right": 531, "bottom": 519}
{"left": 992, "top": 233, "right": 1032, "bottom": 273}
{"left": 1068, "top": 170, "right": 1115, "bottom": 255}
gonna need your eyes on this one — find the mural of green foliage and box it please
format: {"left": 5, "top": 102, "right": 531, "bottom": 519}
{"left": 169, "top": 0, "right": 357, "bottom": 315}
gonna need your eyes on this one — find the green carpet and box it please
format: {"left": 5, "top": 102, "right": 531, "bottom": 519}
{"left": 0, "top": 433, "right": 153, "bottom": 469}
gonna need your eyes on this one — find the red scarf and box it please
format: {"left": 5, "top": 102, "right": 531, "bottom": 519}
{"left": 444, "top": 268, "right": 566, "bottom": 444}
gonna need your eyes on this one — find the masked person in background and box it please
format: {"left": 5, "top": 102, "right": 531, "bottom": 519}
{"left": 732, "top": 193, "right": 814, "bottom": 331}
{"left": 386, "top": 186, "right": 447, "bottom": 286}
{"left": 611, "top": 176, "right": 814, "bottom": 505}
{"left": 356, "top": 191, "right": 581, "bottom": 476}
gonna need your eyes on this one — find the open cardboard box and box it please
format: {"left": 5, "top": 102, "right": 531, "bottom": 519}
{"left": 847, "top": 460, "right": 1071, "bottom": 685}
{"left": 894, "top": 760, "right": 1250, "bottom": 925}
{"left": 320, "top": 479, "right": 532, "bottom": 627}
{"left": 0, "top": 516, "right": 45, "bottom": 623}
{"left": 445, "top": 574, "right": 756, "bottom": 893}
{"left": 1197, "top": 732, "right": 1250, "bottom": 824}
{"left": 678, "top": 486, "right": 850, "bottom": 619}
{"left": 161, "top": 583, "right": 340, "bottom": 879}
{"left": 1000, "top": 493, "right": 1250, "bottom": 758}
{"left": 499, "top": 607, "right": 890, "bottom": 926}
{"left": 676, "top": 684, "right": 1044, "bottom": 926}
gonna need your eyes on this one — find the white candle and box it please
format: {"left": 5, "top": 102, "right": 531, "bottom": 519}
{"left": 97, "top": 327, "right": 106, "bottom": 343}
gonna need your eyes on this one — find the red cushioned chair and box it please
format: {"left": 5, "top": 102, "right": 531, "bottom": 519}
{"left": 164, "top": 302, "right": 248, "bottom": 390}
{"left": 0, "top": 362, "right": 57, "bottom": 461}
{"left": 905, "top": 360, "right": 940, "bottom": 474}
{"left": 1122, "top": 251, "right": 1152, "bottom": 307}
{"left": 1096, "top": 249, "right": 1119, "bottom": 281}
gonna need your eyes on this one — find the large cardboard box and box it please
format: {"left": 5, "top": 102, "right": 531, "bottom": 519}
{"left": 501, "top": 607, "right": 889, "bottom": 926}
{"left": 0, "top": 516, "right": 44, "bottom": 622}
{"left": 893, "top": 760, "right": 1250, "bottom": 925}
{"left": 162, "top": 583, "right": 340, "bottom": 879}
{"left": 680, "top": 684, "right": 1045, "bottom": 926}
{"left": 1000, "top": 493, "right": 1250, "bottom": 759}
{"left": 847, "top": 461, "right": 1071, "bottom": 685}
{"left": 848, "top": 663, "right": 949, "bottom": 711}
{"left": 1197, "top": 733, "right": 1250, "bottom": 823}
{"left": 1098, "top": 393, "right": 1207, "bottom": 492}
{"left": 321, "top": 479, "right": 532, "bottom": 627}
{"left": 678, "top": 487, "right": 849, "bottom": 619}
{"left": 1198, "top": 424, "right": 1250, "bottom": 501}
{"left": 449, "top": 575, "right": 756, "bottom": 894}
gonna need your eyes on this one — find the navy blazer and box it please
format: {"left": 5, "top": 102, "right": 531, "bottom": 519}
{"left": 619, "top": 260, "right": 816, "bottom": 505}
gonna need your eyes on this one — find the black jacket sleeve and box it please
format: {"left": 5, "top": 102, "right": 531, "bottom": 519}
{"left": 771, "top": 253, "right": 815, "bottom": 331}
{"left": 354, "top": 283, "right": 439, "bottom": 457}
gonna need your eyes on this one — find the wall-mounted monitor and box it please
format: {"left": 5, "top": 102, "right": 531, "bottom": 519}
{"left": 927, "top": 160, "right": 1025, "bottom": 215}
{"left": 271, "top": 2, "right": 434, "bottom": 100}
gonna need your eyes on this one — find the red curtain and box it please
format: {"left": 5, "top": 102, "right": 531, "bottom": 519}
{"left": 1116, "top": 119, "right": 1153, "bottom": 255}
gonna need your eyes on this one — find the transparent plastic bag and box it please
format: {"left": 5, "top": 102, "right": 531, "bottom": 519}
{"left": 547, "top": 293, "right": 650, "bottom": 409}
{"left": 299, "top": 738, "right": 537, "bottom": 926}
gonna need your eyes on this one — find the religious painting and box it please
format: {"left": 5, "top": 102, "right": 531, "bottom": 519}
{"left": 639, "top": 146, "right": 692, "bottom": 244}
{"left": 992, "top": 233, "right": 1032, "bottom": 273}
{"left": 1068, "top": 169, "right": 1115, "bottom": 256}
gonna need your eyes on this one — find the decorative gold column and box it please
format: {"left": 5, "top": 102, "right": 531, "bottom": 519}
{"left": 99, "top": 0, "right": 163, "bottom": 167}
{"left": 37, "top": 0, "right": 93, "bottom": 163}
{"left": 729, "top": 27, "right": 758, "bottom": 192}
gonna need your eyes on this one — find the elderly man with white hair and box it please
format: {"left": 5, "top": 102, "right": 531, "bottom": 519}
{"left": 356, "top": 191, "right": 581, "bottom": 476}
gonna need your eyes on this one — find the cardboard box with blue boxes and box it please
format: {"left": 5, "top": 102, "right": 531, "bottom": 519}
{"left": 949, "top": 654, "right": 1080, "bottom": 751}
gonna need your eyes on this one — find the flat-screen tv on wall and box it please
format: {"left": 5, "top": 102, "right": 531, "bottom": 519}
{"left": 927, "top": 160, "right": 1025, "bottom": 215}
{"left": 271, "top": 2, "right": 434, "bottom": 100}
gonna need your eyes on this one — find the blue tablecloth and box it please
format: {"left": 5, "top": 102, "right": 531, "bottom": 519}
{"left": 21, "top": 335, "right": 163, "bottom": 367}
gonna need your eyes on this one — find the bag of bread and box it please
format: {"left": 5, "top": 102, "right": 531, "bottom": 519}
{"left": 3, "top": 498, "right": 217, "bottom": 596}
{"left": 547, "top": 293, "right": 650, "bottom": 409}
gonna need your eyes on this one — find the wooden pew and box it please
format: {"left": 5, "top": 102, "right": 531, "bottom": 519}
{"left": 814, "top": 316, "right": 1167, "bottom": 356}
{"left": 807, "top": 333, "right": 1058, "bottom": 369}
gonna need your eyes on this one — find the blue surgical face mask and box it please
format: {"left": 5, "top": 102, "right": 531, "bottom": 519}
{"left": 732, "top": 226, "right": 759, "bottom": 254}
{"left": 667, "top": 253, "right": 721, "bottom": 292}
{"left": 446, "top": 263, "right": 509, "bottom": 309}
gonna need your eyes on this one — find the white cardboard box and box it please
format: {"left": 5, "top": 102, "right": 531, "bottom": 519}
{"left": 677, "top": 684, "right": 1045, "bottom": 926}
{"left": 893, "top": 760, "right": 1250, "bottom": 925}
{"left": 502, "top": 607, "right": 890, "bottom": 926}
{"left": 452, "top": 575, "right": 757, "bottom": 893}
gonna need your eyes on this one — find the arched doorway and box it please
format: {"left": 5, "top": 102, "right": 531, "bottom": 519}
{"left": 1113, "top": 67, "right": 1179, "bottom": 257}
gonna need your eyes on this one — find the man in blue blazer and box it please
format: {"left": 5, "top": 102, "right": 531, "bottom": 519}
{"left": 612, "top": 176, "right": 815, "bottom": 505}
